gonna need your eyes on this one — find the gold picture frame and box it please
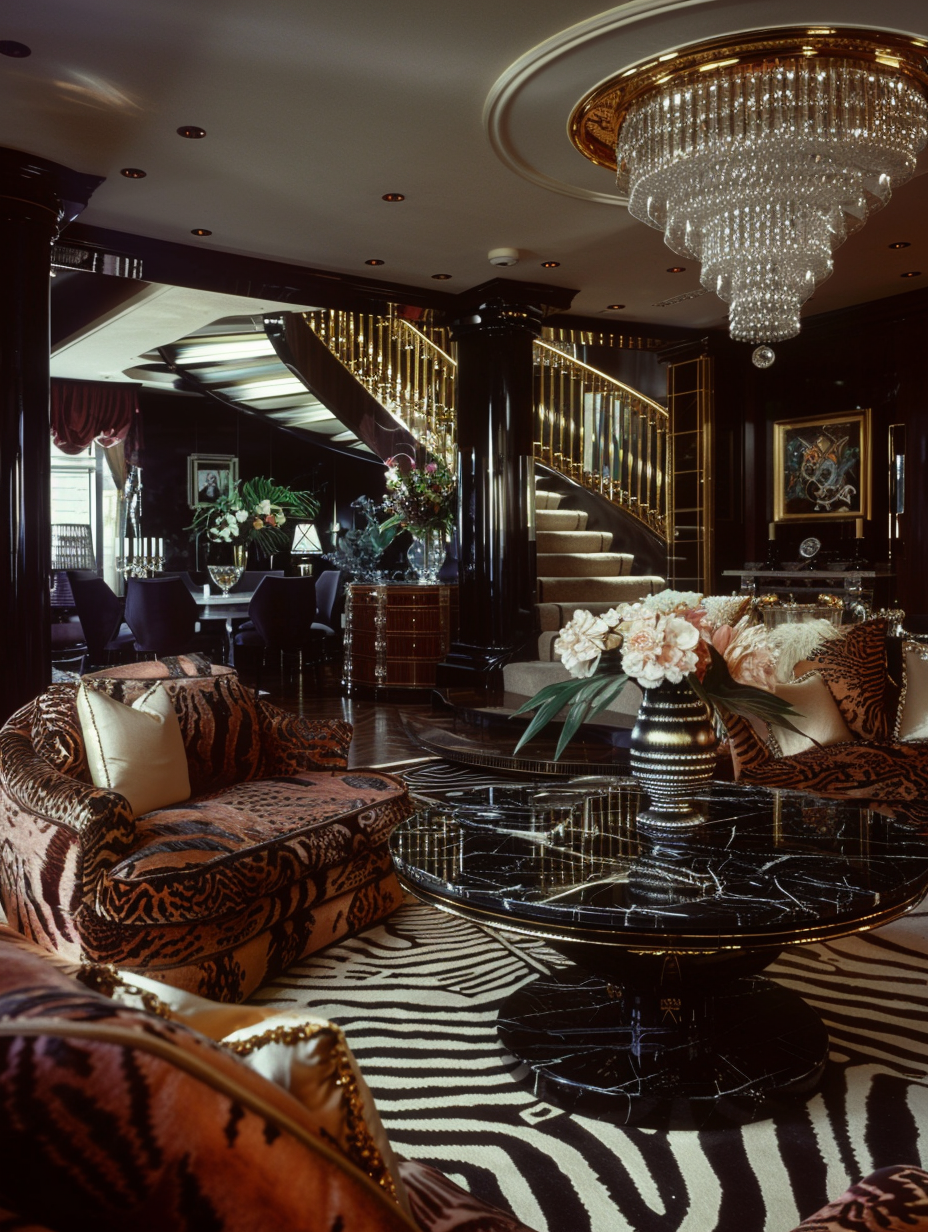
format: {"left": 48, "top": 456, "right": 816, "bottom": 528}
{"left": 187, "top": 454, "right": 239, "bottom": 510}
{"left": 773, "top": 410, "right": 871, "bottom": 523}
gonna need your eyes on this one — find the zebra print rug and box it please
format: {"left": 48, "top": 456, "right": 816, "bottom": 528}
{"left": 254, "top": 893, "right": 928, "bottom": 1232}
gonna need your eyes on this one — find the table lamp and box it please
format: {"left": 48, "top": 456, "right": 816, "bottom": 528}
{"left": 291, "top": 522, "right": 322, "bottom": 576}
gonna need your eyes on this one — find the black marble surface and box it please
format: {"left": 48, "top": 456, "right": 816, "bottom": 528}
{"left": 391, "top": 780, "right": 928, "bottom": 1126}
{"left": 496, "top": 967, "right": 829, "bottom": 1130}
{"left": 390, "top": 780, "right": 928, "bottom": 951}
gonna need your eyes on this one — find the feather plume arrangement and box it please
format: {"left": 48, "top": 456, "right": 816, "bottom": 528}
{"left": 767, "top": 619, "right": 843, "bottom": 683}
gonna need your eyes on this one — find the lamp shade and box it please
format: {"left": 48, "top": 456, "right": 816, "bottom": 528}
{"left": 291, "top": 522, "right": 323, "bottom": 554}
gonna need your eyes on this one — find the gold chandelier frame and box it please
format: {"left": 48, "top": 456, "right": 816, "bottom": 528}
{"left": 569, "top": 27, "right": 928, "bottom": 175}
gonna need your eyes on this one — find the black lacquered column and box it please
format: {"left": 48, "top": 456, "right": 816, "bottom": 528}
{"left": 0, "top": 149, "right": 102, "bottom": 724}
{"left": 436, "top": 299, "right": 542, "bottom": 694}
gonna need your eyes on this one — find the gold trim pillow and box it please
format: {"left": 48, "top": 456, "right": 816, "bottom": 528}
{"left": 77, "top": 682, "right": 191, "bottom": 817}
{"left": 768, "top": 672, "right": 854, "bottom": 758}
{"left": 897, "top": 642, "right": 928, "bottom": 742}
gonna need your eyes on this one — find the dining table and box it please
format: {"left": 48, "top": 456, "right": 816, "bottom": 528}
{"left": 194, "top": 590, "right": 255, "bottom": 663}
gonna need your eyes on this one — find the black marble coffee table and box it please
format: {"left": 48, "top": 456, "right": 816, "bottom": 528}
{"left": 389, "top": 780, "right": 928, "bottom": 1129}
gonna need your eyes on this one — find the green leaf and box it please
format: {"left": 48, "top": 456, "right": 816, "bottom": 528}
{"left": 513, "top": 672, "right": 629, "bottom": 756}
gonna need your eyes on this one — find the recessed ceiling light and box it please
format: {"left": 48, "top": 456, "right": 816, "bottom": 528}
{"left": 365, "top": 259, "right": 385, "bottom": 266}
{"left": 120, "top": 168, "right": 147, "bottom": 178}
{"left": 0, "top": 40, "right": 30, "bottom": 57}
{"left": 177, "top": 125, "right": 206, "bottom": 139}
{"left": 431, "top": 273, "right": 452, "bottom": 280}
{"left": 191, "top": 228, "right": 212, "bottom": 236}
{"left": 901, "top": 270, "right": 922, "bottom": 278}
{"left": 606, "top": 303, "right": 626, "bottom": 310}
{"left": 889, "top": 241, "right": 911, "bottom": 249}
{"left": 667, "top": 266, "right": 686, "bottom": 273}
{"left": 541, "top": 261, "right": 560, "bottom": 268}
{"left": 382, "top": 193, "right": 405, "bottom": 202}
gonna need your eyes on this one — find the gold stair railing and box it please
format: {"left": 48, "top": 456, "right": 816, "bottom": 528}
{"left": 534, "top": 339, "right": 668, "bottom": 536}
{"left": 303, "top": 308, "right": 456, "bottom": 464}
{"left": 303, "top": 310, "right": 669, "bottom": 538}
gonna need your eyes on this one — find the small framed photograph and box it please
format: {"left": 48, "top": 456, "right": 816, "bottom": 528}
{"left": 773, "top": 410, "right": 871, "bottom": 523}
{"left": 187, "top": 454, "right": 239, "bottom": 509}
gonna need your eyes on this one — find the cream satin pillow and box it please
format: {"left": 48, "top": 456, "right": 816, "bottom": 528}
{"left": 97, "top": 970, "right": 410, "bottom": 1213}
{"left": 768, "top": 672, "right": 854, "bottom": 758}
{"left": 77, "top": 682, "right": 191, "bottom": 817}
{"left": 898, "top": 644, "right": 928, "bottom": 741}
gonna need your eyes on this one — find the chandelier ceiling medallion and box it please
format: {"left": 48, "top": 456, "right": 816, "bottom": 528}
{"left": 571, "top": 28, "right": 928, "bottom": 346}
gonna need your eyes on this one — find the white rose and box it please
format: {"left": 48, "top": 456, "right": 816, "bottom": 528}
{"left": 236, "top": 510, "right": 249, "bottom": 523}
{"left": 554, "top": 610, "right": 610, "bottom": 679}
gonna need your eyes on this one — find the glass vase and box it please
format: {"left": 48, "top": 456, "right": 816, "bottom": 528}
{"left": 629, "top": 678, "right": 719, "bottom": 831}
{"left": 207, "top": 542, "right": 245, "bottom": 595}
{"left": 406, "top": 527, "right": 446, "bottom": 584}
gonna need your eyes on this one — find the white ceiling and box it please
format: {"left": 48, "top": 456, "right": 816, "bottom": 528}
{"left": 7, "top": 0, "right": 928, "bottom": 376}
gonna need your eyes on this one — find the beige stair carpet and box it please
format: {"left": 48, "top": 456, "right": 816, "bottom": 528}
{"left": 535, "top": 507, "right": 587, "bottom": 532}
{"left": 536, "top": 552, "right": 633, "bottom": 578}
{"left": 537, "top": 575, "right": 662, "bottom": 603}
{"left": 536, "top": 529, "right": 612, "bottom": 554}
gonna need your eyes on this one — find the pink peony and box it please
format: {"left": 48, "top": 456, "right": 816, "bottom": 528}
{"left": 621, "top": 613, "right": 701, "bottom": 685}
{"left": 721, "top": 624, "right": 777, "bottom": 690}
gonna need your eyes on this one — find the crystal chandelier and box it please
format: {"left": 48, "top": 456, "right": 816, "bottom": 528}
{"left": 571, "top": 30, "right": 928, "bottom": 343}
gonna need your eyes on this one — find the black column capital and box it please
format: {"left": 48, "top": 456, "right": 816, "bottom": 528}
{"left": 449, "top": 298, "right": 545, "bottom": 341}
{"left": 0, "top": 146, "right": 104, "bottom": 229}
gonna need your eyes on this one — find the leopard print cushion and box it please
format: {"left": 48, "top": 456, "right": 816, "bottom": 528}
{"left": 794, "top": 1165, "right": 928, "bottom": 1230}
{"left": 33, "top": 674, "right": 263, "bottom": 797}
{"left": 98, "top": 770, "right": 410, "bottom": 924}
{"left": 802, "top": 619, "right": 898, "bottom": 742}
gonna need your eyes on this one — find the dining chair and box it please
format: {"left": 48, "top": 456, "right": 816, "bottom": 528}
{"left": 228, "top": 569, "right": 284, "bottom": 594}
{"left": 310, "top": 568, "right": 346, "bottom": 660}
{"left": 66, "top": 575, "right": 135, "bottom": 672}
{"left": 124, "top": 576, "right": 206, "bottom": 658}
{"left": 233, "top": 575, "right": 323, "bottom": 690}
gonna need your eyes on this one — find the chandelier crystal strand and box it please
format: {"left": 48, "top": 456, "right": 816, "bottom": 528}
{"left": 616, "top": 57, "right": 928, "bottom": 342}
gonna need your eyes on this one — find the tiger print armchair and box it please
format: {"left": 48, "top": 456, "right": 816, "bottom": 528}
{"left": 0, "top": 659, "right": 410, "bottom": 1002}
{"left": 722, "top": 619, "right": 928, "bottom": 826}
{"left": 0, "top": 925, "right": 923, "bottom": 1232}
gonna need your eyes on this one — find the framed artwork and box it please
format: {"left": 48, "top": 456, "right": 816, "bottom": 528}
{"left": 772, "top": 410, "right": 871, "bottom": 523}
{"left": 187, "top": 454, "right": 238, "bottom": 509}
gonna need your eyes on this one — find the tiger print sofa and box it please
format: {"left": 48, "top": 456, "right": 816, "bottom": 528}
{"left": 0, "top": 658, "right": 410, "bottom": 1002}
{"left": 722, "top": 618, "right": 928, "bottom": 825}
{"left": 0, "top": 924, "right": 923, "bottom": 1232}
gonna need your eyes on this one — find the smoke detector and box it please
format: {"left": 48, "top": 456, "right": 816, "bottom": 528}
{"left": 488, "top": 247, "right": 519, "bottom": 267}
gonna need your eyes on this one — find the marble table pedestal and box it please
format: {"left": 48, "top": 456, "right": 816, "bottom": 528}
{"left": 496, "top": 947, "right": 828, "bottom": 1130}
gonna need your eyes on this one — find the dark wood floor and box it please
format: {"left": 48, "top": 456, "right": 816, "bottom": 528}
{"left": 252, "top": 657, "right": 439, "bottom": 768}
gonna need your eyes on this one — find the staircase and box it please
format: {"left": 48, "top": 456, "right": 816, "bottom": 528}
{"left": 502, "top": 484, "right": 665, "bottom": 710}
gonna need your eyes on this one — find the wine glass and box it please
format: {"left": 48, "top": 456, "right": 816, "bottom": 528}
{"left": 207, "top": 563, "right": 244, "bottom": 596}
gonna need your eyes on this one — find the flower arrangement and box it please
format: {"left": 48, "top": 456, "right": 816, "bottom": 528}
{"left": 325, "top": 496, "right": 398, "bottom": 581}
{"left": 379, "top": 454, "right": 456, "bottom": 538}
{"left": 515, "top": 589, "right": 803, "bottom": 758}
{"left": 188, "top": 477, "right": 319, "bottom": 557}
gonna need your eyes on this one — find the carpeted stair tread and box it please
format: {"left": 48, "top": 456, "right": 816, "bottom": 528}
{"left": 535, "top": 592, "right": 664, "bottom": 631}
{"left": 535, "top": 508, "right": 588, "bottom": 531}
{"left": 534, "top": 489, "right": 565, "bottom": 510}
{"left": 536, "top": 551, "right": 633, "bottom": 577}
{"left": 536, "top": 529, "right": 613, "bottom": 553}
{"left": 537, "top": 576, "right": 663, "bottom": 602}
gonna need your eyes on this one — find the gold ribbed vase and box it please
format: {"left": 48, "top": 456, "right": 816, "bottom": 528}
{"left": 630, "top": 679, "right": 719, "bottom": 830}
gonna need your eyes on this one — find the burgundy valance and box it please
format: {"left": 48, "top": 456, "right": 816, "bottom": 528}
{"left": 50, "top": 378, "right": 141, "bottom": 461}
